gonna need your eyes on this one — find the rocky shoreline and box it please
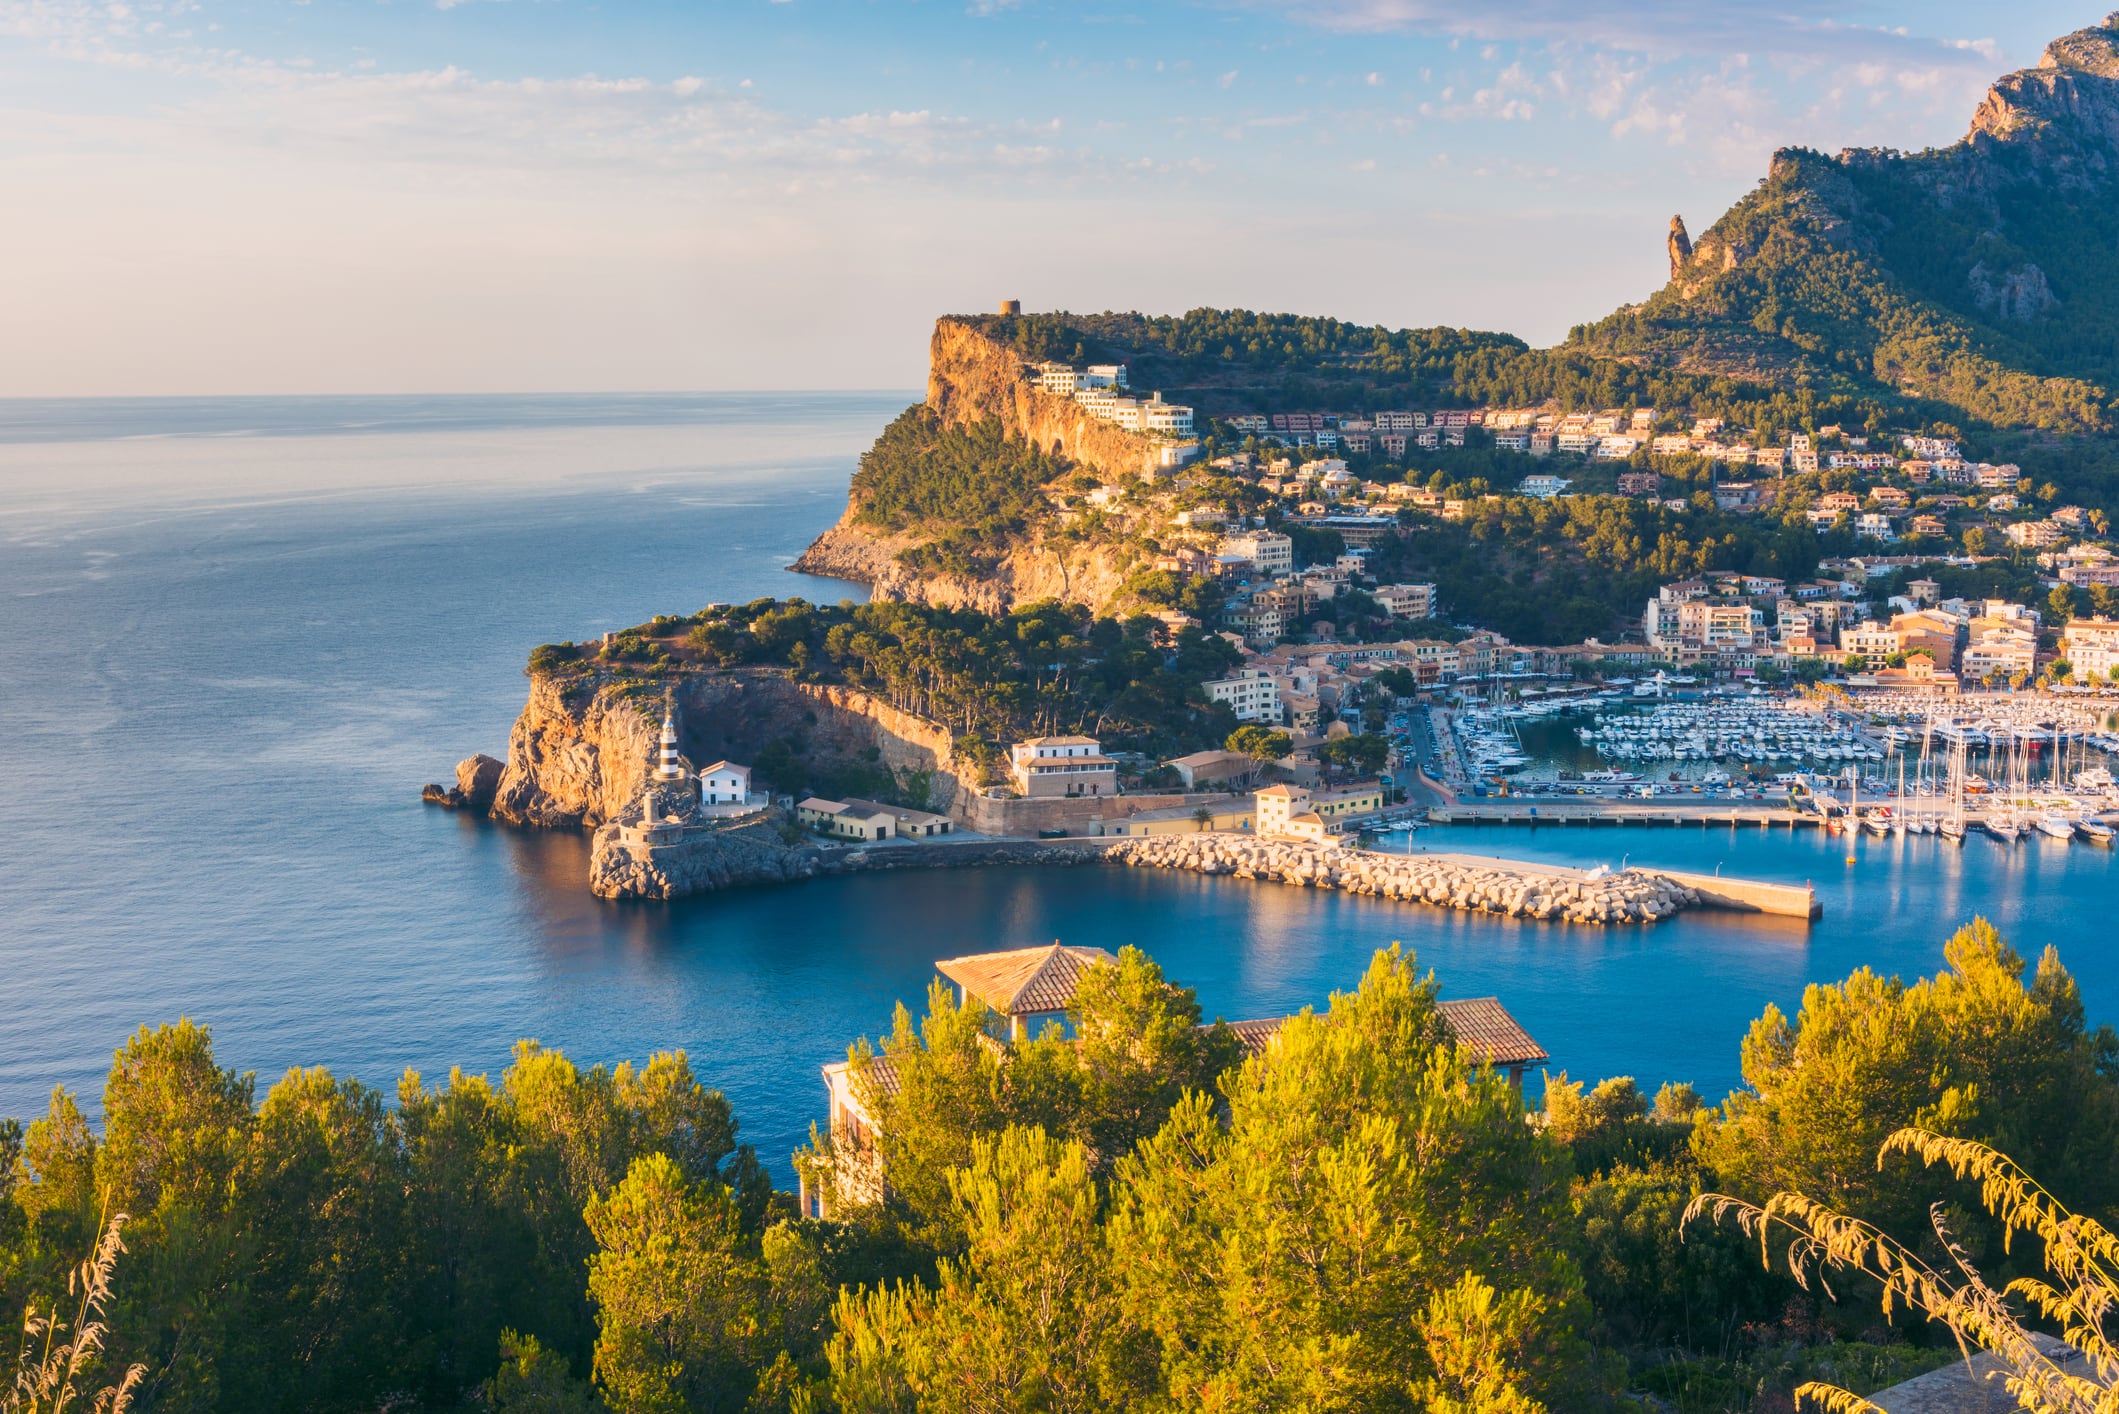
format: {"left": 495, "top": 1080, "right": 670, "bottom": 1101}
{"left": 588, "top": 804, "right": 1115, "bottom": 900}
{"left": 1107, "top": 833, "right": 1696, "bottom": 925}
{"left": 583, "top": 809, "right": 1698, "bottom": 924}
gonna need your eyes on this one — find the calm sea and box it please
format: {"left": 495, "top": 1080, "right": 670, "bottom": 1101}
{"left": 3, "top": 393, "right": 2115, "bottom": 1179}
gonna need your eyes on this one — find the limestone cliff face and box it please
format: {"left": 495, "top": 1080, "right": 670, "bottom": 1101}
{"left": 793, "top": 510, "right": 1140, "bottom": 615}
{"left": 791, "top": 317, "right": 1160, "bottom": 615}
{"left": 925, "top": 318, "right": 1166, "bottom": 481}
{"left": 491, "top": 676, "right": 659, "bottom": 829}
{"left": 486, "top": 668, "right": 965, "bottom": 831}
{"left": 1966, "top": 14, "right": 2119, "bottom": 179}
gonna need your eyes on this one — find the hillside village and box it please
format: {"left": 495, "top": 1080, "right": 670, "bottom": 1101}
{"left": 1005, "top": 348, "right": 2119, "bottom": 700}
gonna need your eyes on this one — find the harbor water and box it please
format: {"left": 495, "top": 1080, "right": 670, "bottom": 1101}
{"left": 3, "top": 393, "right": 2117, "bottom": 1179}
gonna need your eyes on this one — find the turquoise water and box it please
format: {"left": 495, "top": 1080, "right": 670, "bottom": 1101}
{"left": 2, "top": 394, "right": 2114, "bottom": 1180}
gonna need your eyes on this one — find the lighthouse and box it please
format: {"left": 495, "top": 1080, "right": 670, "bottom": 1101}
{"left": 654, "top": 694, "right": 687, "bottom": 783}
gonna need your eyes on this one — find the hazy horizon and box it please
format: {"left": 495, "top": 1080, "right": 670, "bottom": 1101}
{"left": 5, "top": 0, "right": 2105, "bottom": 397}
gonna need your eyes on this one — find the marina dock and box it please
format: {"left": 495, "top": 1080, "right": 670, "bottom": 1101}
{"left": 1427, "top": 803, "right": 1815, "bottom": 829}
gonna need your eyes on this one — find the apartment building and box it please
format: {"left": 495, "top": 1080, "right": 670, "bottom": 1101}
{"left": 1202, "top": 673, "right": 1282, "bottom": 723}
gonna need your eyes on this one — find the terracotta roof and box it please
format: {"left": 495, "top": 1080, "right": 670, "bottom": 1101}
{"left": 1169, "top": 749, "right": 1249, "bottom": 769}
{"left": 797, "top": 798, "right": 893, "bottom": 820}
{"left": 1213, "top": 999, "right": 1547, "bottom": 1068}
{"left": 1436, "top": 998, "right": 1548, "bottom": 1067}
{"left": 840, "top": 797, "right": 949, "bottom": 824}
{"left": 1022, "top": 735, "right": 1100, "bottom": 746}
{"left": 1225, "top": 1018, "right": 1285, "bottom": 1055}
{"left": 936, "top": 943, "right": 1117, "bottom": 1016}
{"left": 1254, "top": 784, "right": 1302, "bottom": 798}
{"left": 823, "top": 1054, "right": 903, "bottom": 1099}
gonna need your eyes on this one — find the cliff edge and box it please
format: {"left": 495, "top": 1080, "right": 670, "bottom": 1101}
{"left": 476, "top": 667, "right": 962, "bottom": 833}
{"left": 791, "top": 317, "right": 1164, "bottom": 615}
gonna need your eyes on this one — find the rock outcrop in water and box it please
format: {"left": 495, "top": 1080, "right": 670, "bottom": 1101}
{"left": 421, "top": 753, "right": 504, "bottom": 812}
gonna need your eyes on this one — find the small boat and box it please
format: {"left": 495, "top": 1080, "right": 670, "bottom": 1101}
{"left": 1985, "top": 817, "right": 2022, "bottom": 843}
{"left": 1940, "top": 818, "right": 1966, "bottom": 844}
{"left": 2079, "top": 819, "right": 2116, "bottom": 845}
{"left": 1864, "top": 813, "right": 1895, "bottom": 837}
{"left": 2037, "top": 815, "right": 2076, "bottom": 842}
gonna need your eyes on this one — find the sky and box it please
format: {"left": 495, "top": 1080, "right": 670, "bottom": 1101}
{"left": 0, "top": 0, "right": 2105, "bottom": 395}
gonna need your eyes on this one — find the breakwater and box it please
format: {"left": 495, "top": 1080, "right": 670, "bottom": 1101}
{"left": 592, "top": 813, "right": 1821, "bottom": 924}
{"left": 1107, "top": 834, "right": 1704, "bottom": 925}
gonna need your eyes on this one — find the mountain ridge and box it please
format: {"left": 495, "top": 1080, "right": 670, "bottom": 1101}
{"left": 1573, "top": 12, "right": 2119, "bottom": 434}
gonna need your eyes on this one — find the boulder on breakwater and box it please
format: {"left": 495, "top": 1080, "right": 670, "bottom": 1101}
{"left": 1106, "top": 834, "right": 1698, "bottom": 926}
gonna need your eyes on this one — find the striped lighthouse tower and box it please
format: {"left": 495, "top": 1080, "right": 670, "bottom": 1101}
{"left": 654, "top": 693, "right": 686, "bottom": 782}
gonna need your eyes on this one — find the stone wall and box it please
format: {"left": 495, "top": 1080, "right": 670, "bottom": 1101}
{"left": 591, "top": 812, "right": 1118, "bottom": 900}
{"left": 957, "top": 790, "right": 1243, "bottom": 836}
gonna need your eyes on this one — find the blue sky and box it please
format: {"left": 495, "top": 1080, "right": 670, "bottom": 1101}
{"left": 0, "top": 0, "right": 2100, "bottom": 394}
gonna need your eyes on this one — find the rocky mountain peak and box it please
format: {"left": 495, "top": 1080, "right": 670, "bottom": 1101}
{"left": 1968, "top": 14, "right": 2119, "bottom": 162}
{"left": 1666, "top": 215, "right": 1693, "bottom": 280}
{"left": 2039, "top": 14, "right": 2119, "bottom": 76}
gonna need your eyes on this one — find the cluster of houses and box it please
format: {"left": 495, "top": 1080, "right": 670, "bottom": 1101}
{"left": 1634, "top": 563, "right": 2119, "bottom": 688}
{"left": 1202, "top": 405, "right": 1975, "bottom": 476}
{"left": 1192, "top": 633, "right": 1500, "bottom": 734}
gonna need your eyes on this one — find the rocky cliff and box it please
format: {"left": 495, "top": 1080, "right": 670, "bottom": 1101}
{"left": 490, "top": 676, "right": 661, "bottom": 829}
{"left": 924, "top": 317, "right": 1169, "bottom": 480}
{"left": 792, "top": 512, "right": 1141, "bottom": 615}
{"left": 482, "top": 668, "right": 963, "bottom": 832}
{"left": 791, "top": 318, "right": 1162, "bottom": 615}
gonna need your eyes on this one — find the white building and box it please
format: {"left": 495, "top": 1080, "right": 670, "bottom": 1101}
{"left": 1204, "top": 674, "right": 1282, "bottom": 723}
{"left": 1008, "top": 735, "right": 1118, "bottom": 798}
{"left": 1519, "top": 475, "right": 1572, "bottom": 499}
{"left": 1220, "top": 531, "right": 1294, "bottom": 576}
{"left": 1035, "top": 362, "right": 1080, "bottom": 396}
{"left": 1083, "top": 364, "right": 1127, "bottom": 390}
{"left": 1142, "top": 393, "right": 1194, "bottom": 436}
{"left": 2063, "top": 617, "right": 2119, "bottom": 681}
{"left": 1253, "top": 784, "right": 1329, "bottom": 842}
{"left": 1374, "top": 583, "right": 1437, "bottom": 620}
{"left": 698, "top": 761, "right": 754, "bottom": 807}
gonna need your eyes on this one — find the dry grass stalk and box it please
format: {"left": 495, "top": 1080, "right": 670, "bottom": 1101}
{"left": 6, "top": 1211, "right": 145, "bottom": 1414}
{"left": 1683, "top": 1127, "right": 2117, "bottom": 1414}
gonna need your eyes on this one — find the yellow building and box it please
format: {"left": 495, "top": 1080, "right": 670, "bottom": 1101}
{"left": 1099, "top": 802, "right": 1255, "bottom": 837}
